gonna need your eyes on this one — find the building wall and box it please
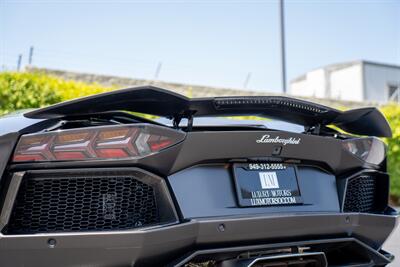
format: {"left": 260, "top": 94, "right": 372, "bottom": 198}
{"left": 290, "top": 78, "right": 308, "bottom": 97}
{"left": 290, "top": 69, "right": 327, "bottom": 98}
{"left": 329, "top": 64, "right": 363, "bottom": 101}
{"left": 364, "top": 64, "right": 400, "bottom": 103}
{"left": 290, "top": 62, "right": 400, "bottom": 103}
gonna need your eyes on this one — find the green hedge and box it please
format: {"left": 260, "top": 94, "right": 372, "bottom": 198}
{"left": 0, "top": 72, "right": 62, "bottom": 115}
{"left": 1, "top": 71, "right": 400, "bottom": 200}
{"left": 0, "top": 72, "right": 113, "bottom": 115}
{"left": 381, "top": 105, "right": 400, "bottom": 201}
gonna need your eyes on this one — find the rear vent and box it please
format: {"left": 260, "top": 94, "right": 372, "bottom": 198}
{"left": 4, "top": 169, "right": 177, "bottom": 234}
{"left": 343, "top": 175, "right": 377, "bottom": 213}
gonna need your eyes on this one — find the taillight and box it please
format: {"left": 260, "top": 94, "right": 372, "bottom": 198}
{"left": 342, "top": 137, "right": 386, "bottom": 165}
{"left": 13, "top": 124, "right": 185, "bottom": 162}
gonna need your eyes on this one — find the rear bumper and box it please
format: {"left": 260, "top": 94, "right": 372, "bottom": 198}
{"left": 0, "top": 212, "right": 397, "bottom": 267}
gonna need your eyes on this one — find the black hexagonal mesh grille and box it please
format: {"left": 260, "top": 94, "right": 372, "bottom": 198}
{"left": 343, "top": 175, "right": 376, "bottom": 213}
{"left": 6, "top": 175, "right": 159, "bottom": 234}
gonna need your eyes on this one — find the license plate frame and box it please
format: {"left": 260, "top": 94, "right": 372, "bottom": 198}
{"left": 233, "top": 163, "right": 303, "bottom": 207}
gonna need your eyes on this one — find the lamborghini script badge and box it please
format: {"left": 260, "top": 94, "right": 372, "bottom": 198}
{"left": 256, "top": 135, "right": 301, "bottom": 145}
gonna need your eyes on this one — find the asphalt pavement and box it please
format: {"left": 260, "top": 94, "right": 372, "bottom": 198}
{"left": 384, "top": 222, "right": 400, "bottom": 266}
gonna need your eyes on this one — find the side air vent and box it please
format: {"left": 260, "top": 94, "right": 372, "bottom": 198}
{"left": 2, "top": 169, "right": 177, "bottom": 234}
{"left": 342, "top": 172, "right": 389, "bottom": 213}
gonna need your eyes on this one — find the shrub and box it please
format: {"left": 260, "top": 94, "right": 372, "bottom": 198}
{"left": 0, "top": 72, "right": 62, "bottom": 115}
{"left": 0, "top": 72, "right": 115, "bottom": 115}
{"left": 380, "top": 105, "right": 400, "bottom": 201}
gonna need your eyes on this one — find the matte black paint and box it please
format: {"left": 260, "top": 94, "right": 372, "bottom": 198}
{"left": 170, "top": 130, "right": 368, "bottom": 175}
{"left": 7, "top": 129, "right": 375, "bottom": 177}
{"left": 0, "top": 90, "right": 397, "bottom": 266}
{"left": 25, "top": 86, "right": 392, "bottom": 137}
{"left": 168, "top": 165, "right": 340, "bottom": 219}
{"left": 0, "top": 213, "right": 396, "bottom": 266}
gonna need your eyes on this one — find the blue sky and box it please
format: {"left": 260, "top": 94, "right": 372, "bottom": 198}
{"left": 1, "top": 0, "right": 399, "bottom": 92}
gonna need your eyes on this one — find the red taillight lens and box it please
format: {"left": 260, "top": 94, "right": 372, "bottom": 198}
{"left": 13, "top": 124, "right": 185, "bottom": 162}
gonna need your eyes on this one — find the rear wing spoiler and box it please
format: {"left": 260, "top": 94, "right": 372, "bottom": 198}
{"left": 25, "top": 86, "right": 392, "bottom": 137}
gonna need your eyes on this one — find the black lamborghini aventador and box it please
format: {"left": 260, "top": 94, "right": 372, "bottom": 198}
{"left": 0, "top": 86, "right": 397, "bottom": 267}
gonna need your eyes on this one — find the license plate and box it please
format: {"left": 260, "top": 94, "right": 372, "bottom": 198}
{"left": 233, "top": 163, "right": 303, "bottom": 207}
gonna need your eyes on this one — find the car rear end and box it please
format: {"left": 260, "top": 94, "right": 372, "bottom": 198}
{"left": 0, "top": 86, "right": 397, "bottom": 267}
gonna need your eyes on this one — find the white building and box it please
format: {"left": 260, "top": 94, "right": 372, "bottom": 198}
{"left": 290, "top": 60, "right": 400, "bottom": 103}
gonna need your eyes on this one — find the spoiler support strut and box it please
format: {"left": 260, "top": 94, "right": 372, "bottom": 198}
{"left": 172, "top": 111, "right": 195, "bottom": 131}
